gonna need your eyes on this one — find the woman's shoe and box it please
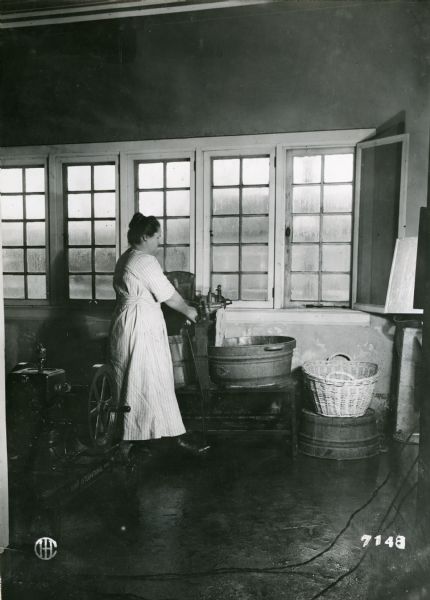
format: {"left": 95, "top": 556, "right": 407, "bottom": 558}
{"left": 176, "top": 435, "right": 210, "bottom": 456}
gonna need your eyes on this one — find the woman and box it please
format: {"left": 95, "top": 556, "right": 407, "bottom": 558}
{"left": 109, "top": 213, "right": 204, "bottom": 453}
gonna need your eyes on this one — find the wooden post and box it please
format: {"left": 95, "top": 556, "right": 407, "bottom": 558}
{"left": 417, "top": 207, "right": 430, "bottom": 540}
{"left": 0, "top": 221, "right": 9, "bottom": 551}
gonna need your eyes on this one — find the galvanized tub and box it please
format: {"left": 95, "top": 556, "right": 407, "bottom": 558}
{"left": 208, "top": 336, "right": 296, "bottom": 388}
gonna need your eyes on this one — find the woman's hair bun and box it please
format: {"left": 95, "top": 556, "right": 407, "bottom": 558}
{"left": 127, "top": 212, "right": 161, "bottom": 245}
{"left": 129, "top": 212, "right": 146, "bottom": 229}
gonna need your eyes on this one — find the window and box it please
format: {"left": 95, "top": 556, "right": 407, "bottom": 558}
{"left": 0, "top": 166, "right": 47, "bottom": 300}
{"left": 210, "top": 155, "right": 272, "bottom": 301}
{"left": 136, "top": 159, "right": 191, "bottom": 271}
{"left": 1, "top": 129, "right": 377, "bottom": 309}
{"left": 65, "top": 163, "right": 117, "bottom": 300}
{"left": 288, "top": 150, "right": 354, "bottom": 306}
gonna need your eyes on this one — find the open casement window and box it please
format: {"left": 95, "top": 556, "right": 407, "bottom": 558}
{"left": 0, "top": 162, "right": 49, "bottom": 304}
{"left": 352, "top": 134, "right": 409, "bottom": 313}
{"left": 202, "top": 150, "right": 276, "bottom": 308}
{"left": 64, "top": 161, "right": 119, "bottom": 302}
{"left": 285, "top": 148, "right": 355, "bottom": 307}
{"left": 132, "top": 154, "right": 195, "bottom": 273}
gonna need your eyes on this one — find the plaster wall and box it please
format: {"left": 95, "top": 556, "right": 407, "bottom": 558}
{"left": 222, "top": 312, "right": 396, "bottom": 421}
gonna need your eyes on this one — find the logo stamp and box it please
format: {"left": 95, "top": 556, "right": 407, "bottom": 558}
{"left": 34, "top": 537, "right": 58, "bottom": 560}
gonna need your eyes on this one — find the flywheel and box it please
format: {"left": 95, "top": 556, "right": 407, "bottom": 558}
{"left": 88, "top": 364, "right": 123, "bottom": 448}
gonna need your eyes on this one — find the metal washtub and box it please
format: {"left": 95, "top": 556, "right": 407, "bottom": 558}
{"left": 208, "top": 336, "right": 296, "bottom": 388}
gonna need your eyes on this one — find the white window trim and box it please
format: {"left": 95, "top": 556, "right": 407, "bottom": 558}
{"left": 0, "top": 155, "right": 50, "bottom": 305}
{"left": 122, "top": 149, "right": 196, "bottom": 272}
{"left": 0, "top": 128, "right": 375, "bottom": 311}
{"left": 284, "top": 145, "right": 355, "bottom": 308}
{"left": 202, "top": 146, "right": 276, "bottom": 309}
{"left": 51, "top": 153, "right": 120, "bottom": 303}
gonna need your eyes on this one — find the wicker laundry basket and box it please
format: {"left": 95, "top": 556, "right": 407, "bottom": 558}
{"left": 303, "top": 353, "right": 379, "bottom": 417}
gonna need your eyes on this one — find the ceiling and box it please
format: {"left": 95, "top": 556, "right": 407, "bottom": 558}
{"left": 0, "top": 0, "right": 277, "bottom": 28}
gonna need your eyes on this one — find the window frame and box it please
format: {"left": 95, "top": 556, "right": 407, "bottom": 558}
{"left": 0, "top": 129, "right": 375, "bottom": 312}
{"left": 352, "top": 134, "right": 409, "bottom": 314}
{"left": 284, "top": 146, "right": 355, "bottom": 308}
{"left": 51, "top": 152, "right": 120, "bottom": 306}
{"left": 126, "top": 150, "right": 196, "bottom": 275}
{"left": 0, "top": 156, "right": 49, "bottom": 306}
{"left": 203, "top": 147, "right": 276, "bottom": 308}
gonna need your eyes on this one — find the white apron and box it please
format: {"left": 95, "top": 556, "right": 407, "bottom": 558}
{"left": 109, "top": 249, "right": 186, "bottom": 440}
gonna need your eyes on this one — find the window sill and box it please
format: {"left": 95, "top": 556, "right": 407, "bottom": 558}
{"left": 224, "top": 307, "right": 370, "bottom": 326}
{"left": 4, "top": 303, "right": 113, "bottom": 321}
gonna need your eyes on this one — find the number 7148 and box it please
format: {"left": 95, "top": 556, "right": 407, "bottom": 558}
{"left": 361, "top": 535, "right": 405, "bottom": 549}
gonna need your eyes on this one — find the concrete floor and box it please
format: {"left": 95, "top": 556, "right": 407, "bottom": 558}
{"left": 2, "top": 434, "right": 427, "bottom": 600}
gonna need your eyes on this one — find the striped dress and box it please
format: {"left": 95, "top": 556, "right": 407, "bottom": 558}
{"left": 109, "top": 249, "right": 186, "bottom": 441}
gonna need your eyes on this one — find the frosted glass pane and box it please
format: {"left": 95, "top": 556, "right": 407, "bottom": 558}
{"left": 165, "top": 246, "right": 190, "bottom": 271}
{"left": 293, "top": 215, "right": 320, "bottom": 242}
{"left": 241, "top": 246, "right": 268, "bottom": 271}
{"left": 94, "top": 193, "right": 115, "bottom": 218}
{"left": 322, "top": 245, "right": 351, "bottom": 272}
{"left": 27, "top": 275, "right": 46, "bottom": 299}
{"left": 68, "top": 194, "right": 91, "bottom": 218}
{"left": 324, "top": 154, "right": 354, "bottom": 183}
{"left": 1, "top": 169, "right": 22, "bottom": 193}
{"left": 293, "top": 156, "right": 321, "bottom": 184}
{"left": 242, "top": 157, "right": 269, "bottom": 185}
{"left": 155, "top": 247, "right": 165, "bottom": 270}
{"left": 291, "top": 273, "right": 319, "bottom": 301}
{"left": 242, "top": 217, "right": 268, "bottom": 243}
{"left": 292, "top": 186, "right": 320, "bottom": 213}
{"left": 211, "top": 274, "right": 239, "bottom": 301}
{"left": 95, "top": 221, "right": 115, "bottom": 245}
{"left": 2, "top": 222, "right": 23, "bottom": 246}
{"left": 213, "top": 159, "right": 240, "bottom": 186}
{"left": 323, "top": 185, "right": 353, "bottom": 212}
{"left": 4, "top": 275, "right": 25, "bottom": 298}
{"left": 212, "top": 217, "right": 239, "bottom": 243}
{"left": 67, "top": 166, "right": 91, "bottom": 191}
{"left": 25, "top": 168, "right": 45, "bottom": 193}
{"left": 322, "top": 215, "right": 351, "bottom": 242}
{"left": 94, "top": 165, "right": 115, "bottom": 190}
{"left": 212, "top": 246, "right": 239, "bottom": 272}
{"left": 2, "top": 195, "right": 23, "bottom": 219}
{"left": 96, "top": 275, "right": 115, "bottom": 300}
{"left": 166, "top": 161, "right": 190, "bottom": 188}
{"left": 166, "top": 219, "right": 189, "bottom": 244}
{"left": 26, "top": 195, "right": 45, "bottom": 219}
{"left": 95, "top": 247, "right": 116, "bottom": 272}
{"left": 68, "top": 221, "right": 91, "bottom": 245}
{"left": 241, "top": 274, "right": 267, "bottom": 300}
{"left": 69, "top": 248, "right": 92, "bottom": 272}
{"left": 291, "top": 245, "right": 319, "bottom": 271}
{"left": 321, "top": 274, "right": 350, "bottom": 301}
{"left": 242, "top": 188, "right": 269, "bottom": 214}
{"left": 139, "top": 191, "right": 164, "bottom": 216}
{"left": 27, "top": 222, "right": 46, "bottom": 246}
{"left": 138, "top": 162, "right": 163, "bottom": 189}
{"left": 166, "top": 190, "right": 190, "bottom": 216}
{"left": 213, "top": 188, "right": 239, "bottom": 215}
{"left": 69, "top": 275, "right": 92, "bottom": 299}
{"left": 3, "top": 249, "right": 24, "bottom": 272}
{"left": 27, "top": 249, "right": 46, "bottom": 272}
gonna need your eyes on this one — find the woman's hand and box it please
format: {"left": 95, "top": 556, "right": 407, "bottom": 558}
{"left": 186, "top": 306, "right": 198, "bottom": 323}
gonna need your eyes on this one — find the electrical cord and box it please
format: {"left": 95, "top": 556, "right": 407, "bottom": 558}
{"left": 309, "top": 453, "right": 419, "bottom": 599}
{"left": 96, "top": 437, "right": 418, "bottom": 583}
